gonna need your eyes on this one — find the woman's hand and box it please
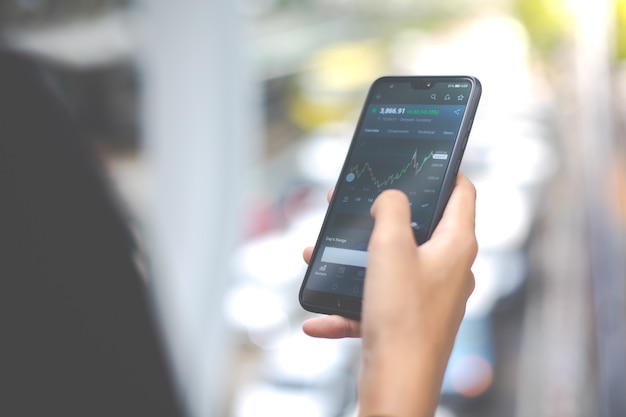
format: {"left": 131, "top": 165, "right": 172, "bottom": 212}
{"left": 301, "top": 173, "right": 478, "bottom": 417}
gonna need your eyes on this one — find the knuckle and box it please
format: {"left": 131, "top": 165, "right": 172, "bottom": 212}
{"left": 466, "top": 271, "right": 476, "bottom": 296}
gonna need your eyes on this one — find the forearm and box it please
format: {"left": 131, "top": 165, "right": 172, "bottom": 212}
{"left": 358, "top": 342, "right": 451, "bottom": 417}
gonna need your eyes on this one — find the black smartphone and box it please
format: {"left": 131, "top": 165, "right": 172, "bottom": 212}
{"left": 299, "top": 75, "right": 481, "bottom": 320}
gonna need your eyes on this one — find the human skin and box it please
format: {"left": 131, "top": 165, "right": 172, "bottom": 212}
{"left": 302, "top": 173, "right": 478, "bottom": 417}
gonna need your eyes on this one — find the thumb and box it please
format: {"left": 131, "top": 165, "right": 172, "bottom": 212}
{"left": 364, "top": 190, "right": 417, "bottom": 310}
{"left": 368, "top": 189, "right": 416, "bottom": 258}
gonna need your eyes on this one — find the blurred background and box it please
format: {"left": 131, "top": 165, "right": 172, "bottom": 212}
{"left": 2, "top": 0, "right": 626, "bottom": 416}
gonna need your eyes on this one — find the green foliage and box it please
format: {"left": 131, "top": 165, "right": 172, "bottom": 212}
{"left": 616, "top": 0, "right": 626, "bottom": 60}
{"left": 513, "top": 0, "right": 572, "bottom": 57}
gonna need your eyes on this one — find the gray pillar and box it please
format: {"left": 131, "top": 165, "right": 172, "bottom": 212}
{"left": 139, "top": 2, "right": 259, "bottom": 416}
{"left": 573, "top": 1, "right": 626, "bottom": 416}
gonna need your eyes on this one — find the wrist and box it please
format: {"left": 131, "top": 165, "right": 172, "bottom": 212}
{"left": 358, "top": 343, "right": 451, "bottom": 417}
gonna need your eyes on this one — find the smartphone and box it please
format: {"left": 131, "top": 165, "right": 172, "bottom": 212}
{"left": 299, "top": 75, "right": 481, "bottom": 320}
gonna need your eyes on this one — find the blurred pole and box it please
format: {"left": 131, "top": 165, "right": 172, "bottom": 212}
{"left": 571, "top": 0, "right": 626, "bottom": 416}
{"left": 139, "top": 1, "right": 259, "bottom": 416}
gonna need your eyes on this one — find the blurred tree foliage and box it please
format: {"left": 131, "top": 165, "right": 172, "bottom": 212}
{"left": 513, "top": 0, "right": 572, "bottom": 57}
{"left": 617, "top": 0, "right": 626, "bottom": 60}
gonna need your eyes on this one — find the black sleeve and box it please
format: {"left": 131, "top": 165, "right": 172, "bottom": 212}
{"left": 0, "top": 50, "right": 186, "bottom": 417}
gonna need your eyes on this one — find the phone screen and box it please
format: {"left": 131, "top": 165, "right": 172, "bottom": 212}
{"left": 299, "top": 76, "right": 481, "bottom": 319}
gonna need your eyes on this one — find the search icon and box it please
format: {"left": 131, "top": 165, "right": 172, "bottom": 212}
{"left": 430, "top": 94, "right": 437, "bottom": 100}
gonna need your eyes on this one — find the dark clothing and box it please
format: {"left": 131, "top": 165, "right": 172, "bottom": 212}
{"left": 0, "top": 51, "right": 185, "bottom": 417}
